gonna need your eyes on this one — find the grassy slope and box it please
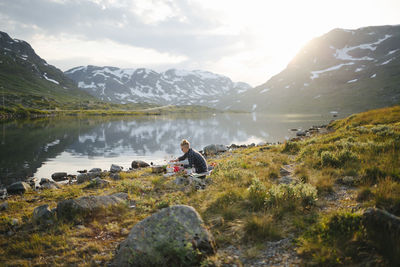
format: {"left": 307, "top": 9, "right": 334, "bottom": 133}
{"left": 0, "top": 105, "right": 399, "bottom": 266}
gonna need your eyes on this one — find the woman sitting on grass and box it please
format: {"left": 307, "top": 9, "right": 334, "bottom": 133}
{"left": 172, "top": 139, "right": 208, "bottom": 174}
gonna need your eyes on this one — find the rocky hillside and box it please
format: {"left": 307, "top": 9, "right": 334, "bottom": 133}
{"left": 233, "top": 25, "right": 400, "bottom": 114}
{"left": 0, "top": 31, "right": 96, "bottom": 109}
{"left": 65, "top": 65, "right": 251, "bottom": 108}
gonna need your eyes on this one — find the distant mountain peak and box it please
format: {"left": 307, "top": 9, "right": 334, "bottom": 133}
{"left": 65, "top": 65, "right": 252, "bottom": 108}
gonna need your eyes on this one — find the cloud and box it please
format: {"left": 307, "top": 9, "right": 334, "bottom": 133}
{"left": 2, "top": 0, "right": 400, "bottom": 86}
{"left": 0, "top": 0, "right": 243, "bottom": 61}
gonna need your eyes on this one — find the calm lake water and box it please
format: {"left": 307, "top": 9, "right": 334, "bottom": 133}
{"left": 0, "top": 113, "right": 334, "bottom": 186}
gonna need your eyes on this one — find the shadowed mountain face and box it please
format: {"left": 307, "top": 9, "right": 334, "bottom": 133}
{"left": 0, "top": 113, "right": 330, "bottom": 186}
{"left": 65, "top": 66, "right": 251, "bottom": 109}
{"left": 229, "top": 25, "right": 400, "bottom": 114}
{"left": 0, "top": 31, "right": 95, "bottom": 108}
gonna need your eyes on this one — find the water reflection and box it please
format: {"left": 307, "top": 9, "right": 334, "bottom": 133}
{"left": 0, "top": 113, "right": 331, "bottom": 186}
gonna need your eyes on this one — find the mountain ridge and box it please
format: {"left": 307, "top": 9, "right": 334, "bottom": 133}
{"left": 65, "top": 65, "right": 252, "bottom": 108}
{"left": 0, "top": 30, "right": 98, "bottom": 110}
{"left": 230, "top": 24, "right": 400, "bottom": 114}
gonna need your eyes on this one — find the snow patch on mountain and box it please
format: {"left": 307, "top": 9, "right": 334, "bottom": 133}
{"left": 310, "top": 62, "right": 354, "bottom": 80}
{"left": 43, "top": 73, "right": 59, "bottom": 84}
{"left": 334, "top": 34, "right": 392, "bottom": 61}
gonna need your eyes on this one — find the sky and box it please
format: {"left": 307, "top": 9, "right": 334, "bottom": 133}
{"left": 1, "top": 0, "right": 400, "bottom": 86}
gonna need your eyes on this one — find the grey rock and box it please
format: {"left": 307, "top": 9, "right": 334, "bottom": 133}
{"left": 173, "top": 177, "right": 189, "bottom": 186}
{"left": 110, "top": 164, "right": 123, "bottom": 173}
{"left": 32, "top": 204, "right": 54, "bottom": 224}
{"left": 296, "top": 131, "right": 306, "bottom": 137}
{"left": 278, "top": 176, "right": 296, "bottom": 185}
{"left": 11, "top": 218, "right": 19, "bottom": 226}
{"left": 0, "top": 188, "right": 7, "bottom": 199}
{"left": 84, "top": 178, "right": 110, "bottom": 189}
{"left": 89, "top": 168, "right": 102, "bottom": 173}
{"left": 51, "top": 172, "right": 68, "bottom": 182}
{"left": 337, "top": 176, "right": 358, "bottom": 186}
{"left": 109, "top": 173, "right": 121, "bottom": 180}
{"left": 151, "top": 165, "right": 165, "bottom": 173}
{"left": 7, "top": 182, "right": 31, "bottom": 195}
{"left": 279, "top": 167, "right": 291, "bottom": 176}
{"left": 363, "top": 208, "right": 400, "bottom": 263}
{"left": 26, "top": 177, "right": 38, "bottom": 187}
{"left": 40, "top": 181, "right": 60, "bottom": 190}
{"left": 77, "top": 172, "right": 101, "bottom": 184}
{"left": 0, "top": 201, "right": 8, "bottom": 211}
{"left": 57, "top": 193, "right": 128, "bottom": 221}
{"left": 39, "top": 178, "right": 51, "bottom": 185}
{"left": 203, "top": 144, "right": 227, "bottom": 155}
{"left": 111, "top": 205, "right": 215, "bottom": 267}
{"left": 131, "top": 160, "right": 150, "bottom": 169}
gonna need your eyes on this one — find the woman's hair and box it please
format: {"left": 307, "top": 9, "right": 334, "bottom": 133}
{"left": 180, "top": 139, "right": 190, "bottom": 147}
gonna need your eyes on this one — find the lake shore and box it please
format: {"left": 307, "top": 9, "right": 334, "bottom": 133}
{"left": 0, "top": 105, "right": 399, "bottom": 266}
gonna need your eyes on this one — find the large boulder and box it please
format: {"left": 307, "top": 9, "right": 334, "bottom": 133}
{"left": 57, "top": 193, "right": 128, "bottom": 221}
{"left": 6, "top": 182, "right": 31, "bottom": 195}
{"left": 203, "top": 144, "right": 227, "bottom": 156}
{"left": 131, "top": 160, "right": 150, "bottom": 169}
{"left": 51, "top": 172, "right": 68, "bottom": 182}
{"left": 111, "top": 205, "right": 215, "bottom": 267}
{"left": 363, "top": 208, "right": 400, "bottom": 264}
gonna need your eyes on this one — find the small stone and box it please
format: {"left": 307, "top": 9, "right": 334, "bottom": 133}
{"left": 151, "top": 165, "right": 165, "bottom": 173}
{"left": 51, "top": 172, "right": 68, "bottom": 182}
{"left": 89, "top": 168, "right": 102, "bottom": 173}
{"left": 110, "top": 164, "right": 123, "bottom": 173}
{"left": 131, "top": 160, "right": 150, "bottom": 169}
{"left": 32, "top": 204, "right": 54, "bottom": 224}
{"left": 11, "top": 218, "right": 19, "bottom": 226}
{"left": 0, "top": 202, "right": 8, "bottom": 211}
{"left": 109, "top": 173, "right": 121, "bottom": 180}
{"left": 280, "top": 167, "right": 291, "bottom": 176}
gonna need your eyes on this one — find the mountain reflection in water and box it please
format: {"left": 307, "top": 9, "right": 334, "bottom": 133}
{"left": 0, "top": 113, "right": 330, "bottom": 186}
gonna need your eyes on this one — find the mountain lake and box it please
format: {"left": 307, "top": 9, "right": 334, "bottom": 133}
{"left": 0, "top": 113, "right": 338, "bottom": 186}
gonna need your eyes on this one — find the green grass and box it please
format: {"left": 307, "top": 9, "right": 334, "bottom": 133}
{"left": 1, "top": 105, "right": 400, "bottom": 265}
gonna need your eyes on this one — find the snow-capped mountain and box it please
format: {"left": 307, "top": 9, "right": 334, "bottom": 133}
{"left": 65, "top": 66, "right": 252, "bottom": 108}
{"left": 233, "top": 25, "right": 400, "bottom": 114}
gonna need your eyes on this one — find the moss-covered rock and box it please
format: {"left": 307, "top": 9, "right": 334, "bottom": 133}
{"left": 111, "top": 205, "right": 215, "bottom": 267}
{"left": 56, "top": 192, "right": 128, "bottom": 221}
{"left": 363, "top": 208, "right": 400, "bottom": 264}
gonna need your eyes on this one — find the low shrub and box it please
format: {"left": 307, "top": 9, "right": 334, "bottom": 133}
{"left": 321, "top": 151, "right": 339, "bottom": 168}
{"left": 265, "top": 183, "right": 318, "bottom": 209}
{"left": 281, "top": 141, "right": 300, "bottom": 154}
{"left": 297, "top": 212, "right": 366, "bottom": 265}
{"left": 247, "top": 178, "right": 267, "bottom": 211}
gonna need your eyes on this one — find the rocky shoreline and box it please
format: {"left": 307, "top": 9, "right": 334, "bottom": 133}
{"left": 1, "top": 123, "right": 330, "bottom": 198}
